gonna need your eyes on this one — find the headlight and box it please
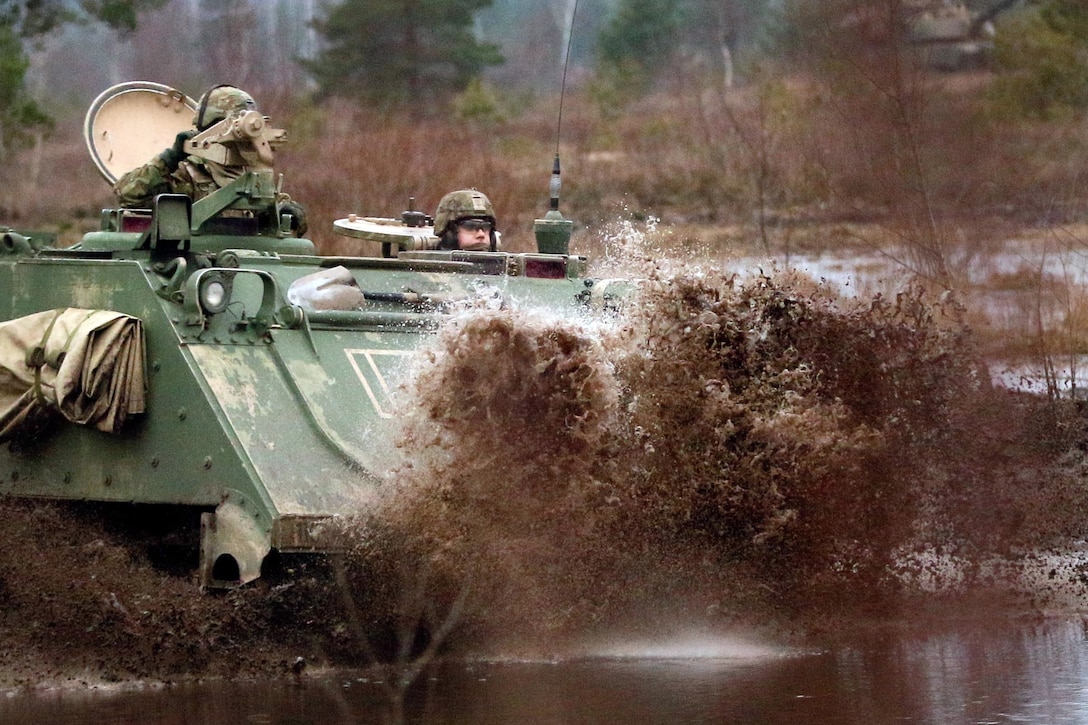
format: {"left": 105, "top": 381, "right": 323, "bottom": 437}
{"left": 199, "top": 273, "right": 232, "bottom": 314}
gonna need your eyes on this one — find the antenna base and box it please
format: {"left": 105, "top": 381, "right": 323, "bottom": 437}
{"left": 533, "top": 210, "right": 573, "bottom": 255}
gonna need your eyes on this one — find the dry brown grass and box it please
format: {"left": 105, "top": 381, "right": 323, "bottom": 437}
{"left": 7, "top": 79, "right": 1088, "bottom": 370}
{"left": 6, "top": 79, "right": 1088, "bottom": 251}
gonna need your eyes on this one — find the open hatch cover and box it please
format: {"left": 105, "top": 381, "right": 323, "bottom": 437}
{"left": 84, "top": 81, "right": 198, "bottom": 184}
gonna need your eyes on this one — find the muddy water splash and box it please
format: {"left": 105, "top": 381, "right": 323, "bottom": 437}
{"left": 4, "top": 246, "right": 1088, "bottom": 685}
{"left": 351, "top": 258, "right": 1088, "bottom": 655}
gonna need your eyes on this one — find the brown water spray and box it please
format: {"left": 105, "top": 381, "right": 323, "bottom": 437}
{"left": 357, "top": 251, "right": 1088, "bottom": 653}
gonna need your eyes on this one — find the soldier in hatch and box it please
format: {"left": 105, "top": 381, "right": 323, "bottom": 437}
{"left": 113, "top": 84, "right": 307, "bottom": 236}
{"left": 433, "top": 188, "right": 500, "bottom": 252}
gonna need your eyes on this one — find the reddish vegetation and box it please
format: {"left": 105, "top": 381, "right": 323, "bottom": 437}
{"left": 7, "top": 72, "right": 1088, "bottom": 262}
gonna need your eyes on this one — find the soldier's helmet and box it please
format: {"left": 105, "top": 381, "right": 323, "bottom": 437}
{"left": 194, "top": 85, "right": 257, "bottom": 131}
{"left": 433, "top": 189, "right": 497, "bottom": 237}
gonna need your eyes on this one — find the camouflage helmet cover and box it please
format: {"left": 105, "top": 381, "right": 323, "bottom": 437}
{"left": 194, "top": 85, "right": 257, "bottom": 130}
{"left": 433, "top": 189, "right": 497, "bottom": 236}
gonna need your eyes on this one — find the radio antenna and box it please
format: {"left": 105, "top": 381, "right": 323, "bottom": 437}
{"left": 555, "top": 0, "right": 579, "bottom": 156}
{"left": 550, "top": 0, "right": 580, "bottom": 211}
{"left": 534, "top": 0, "right": 579, "bottom": 254}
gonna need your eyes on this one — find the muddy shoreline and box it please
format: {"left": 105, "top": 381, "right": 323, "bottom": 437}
{"left": 2, "top": 493, "right": 1087, "bottom": 695}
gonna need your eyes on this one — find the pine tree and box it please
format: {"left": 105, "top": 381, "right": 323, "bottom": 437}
{"left": 0, "top": 0, "right": 166, "bottom": 154}
{"left": 595, "top": 0, "right": 774, "bottom": 94}
{"left": 990, "top": 0, "right": 1088, "bottom": 119}
{"left": 305, "top": 0, "right": 503, "bottom": 107}
{"left": 596, "top": 0, "right": 681, "bottom": 83}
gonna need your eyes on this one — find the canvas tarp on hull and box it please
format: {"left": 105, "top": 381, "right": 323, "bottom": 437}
{"left": 0, "top": 308, "right": 146, "bottom": 441}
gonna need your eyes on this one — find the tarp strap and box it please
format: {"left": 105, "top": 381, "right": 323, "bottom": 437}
{"left": 26, "top": 308, "right": 99, "bottom": 408}
{"left": 27, "top": 308, "right": 66, "bottom": 407}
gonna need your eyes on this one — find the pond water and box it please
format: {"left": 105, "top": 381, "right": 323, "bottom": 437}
{"left": 5, "top": 617, "right": 1088, "bottom": 724}
{"left": 729, "top": 246, "right": 1088, "bottom": 395}
{"left": 6, "top": 236, "right": 1088, "bottom": 723}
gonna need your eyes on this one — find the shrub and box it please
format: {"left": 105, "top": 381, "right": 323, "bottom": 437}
{"left": 989, "top": 1, "right": 1088, "bottom": 120}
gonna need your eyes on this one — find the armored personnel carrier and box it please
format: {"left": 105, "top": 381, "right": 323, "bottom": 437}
{"left": 0, "top": 82, "right": 622, "bottom": 588}
{"left": 905, "top": 0, "right": 1021, "bottom": 70}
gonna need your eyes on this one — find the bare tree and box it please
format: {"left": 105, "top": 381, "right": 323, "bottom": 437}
{"left": 786, "top": 0, "right": 962, "bottom": 285}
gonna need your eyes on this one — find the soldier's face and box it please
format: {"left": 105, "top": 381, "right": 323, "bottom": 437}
{"left": 456, "top": 219, "right": 491, "bottom": 251}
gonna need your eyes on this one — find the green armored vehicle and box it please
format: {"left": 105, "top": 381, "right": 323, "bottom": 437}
{"left": 905, "top": 0, "right": 1021, "bottom": 70}
{"left": 0, "top": 82, "right": 620, "bottom": 588}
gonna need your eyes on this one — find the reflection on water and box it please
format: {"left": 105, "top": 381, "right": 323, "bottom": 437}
{"left": 6, "top": 618, "right": 1088, "bottom": 724}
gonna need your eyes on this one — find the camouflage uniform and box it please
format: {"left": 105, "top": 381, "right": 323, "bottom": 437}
{"left": 113, "top": 86, "right": 256, "bottom": 209}
{"left": 112, "top": 85, "right": 307, "bottom": 236}
{"left": 113, "top": 155, "right": 233, "bottom": 208}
